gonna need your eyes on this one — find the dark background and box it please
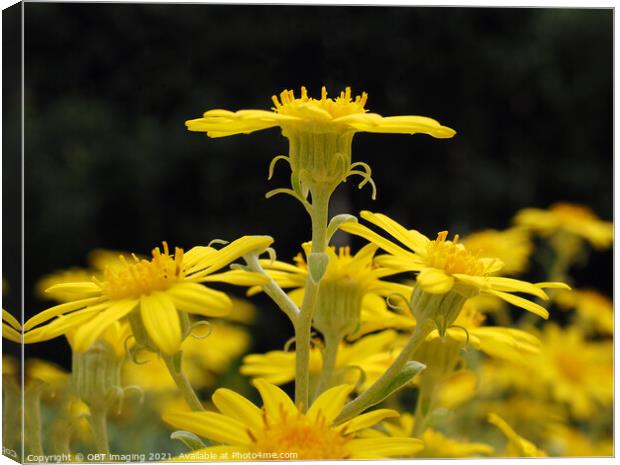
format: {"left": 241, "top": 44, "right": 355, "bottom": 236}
{"left": 5, "top": 4, "right": 614, "bottom": 368}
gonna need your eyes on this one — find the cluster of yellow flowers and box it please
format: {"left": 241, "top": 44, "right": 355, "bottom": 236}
{"left": 3, "top": 86, "right": 613, "bottom": 461}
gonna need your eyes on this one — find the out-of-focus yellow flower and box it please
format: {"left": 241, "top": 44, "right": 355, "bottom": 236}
{"left": 340, "top": 211, "right": 568, "bottom": 322}
{"left": 226, "top": 297, "right": 256, "bottom": 324}
{"left": 124, "top": 321, "right": 251, "bottom": 391}
{"left": 488, "top": 413, "right": 547, "bottom": 457}
{"left": 434, "top": 370, "right": 478, "bottom": 410}
{"left": 248, "top": 242, "right": 412, "bottom": 339}
{"left": 241, "top": 330, "right": 399, "bottom": 391}
{"left": 534, "top": 323, "right": 613, "bottom": 420}
{"left": 545, "top": 424, "right": 613, "bottom": 457}
{"left": 187, "top": 86, "right": 455, "bottom": 199}
{"left": 554, "top": 288, "right": 613, "bottom": 335}
{"left": 514, "top": 202, "right": 613, "bottom": 250}
{"left": 2, "top": 309, "right": 21, "bottom": 343}
{"left": 462, "top": 227, "right": 533, "bottom": 275}
{"left": 163, "top": 380, "right": 423, "bottom": 459}
{"left": 365, "top": 414, "right": 493, "bottom": 458}
{"left": 24, "top": 237, "right": 271, "bottom": 356}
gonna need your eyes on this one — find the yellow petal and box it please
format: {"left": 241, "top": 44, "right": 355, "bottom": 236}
{"left": 2, "top": 323, "right": 21, "bottom": 343}
{"left": 486, "top": 290, "right": 549, "bottom": 319}
{"left": 339, "top": 222, "right": 415, "bottom": 259}
{"left": 2, "top": 309, "right": 21, "bottom": 330}
{"left": 307, "top": 384, "right": 354, "bottom": 424}
{"left": 162, "top": 411, "right": 250, "bottom": 446}
{"left": 212, "top": 388, "right": 263, "bottom": 431}
{"left": 198, "top": 270, "right": 269, "bottom": 287}
{"left": 167, "top": 282, "right": 231, "bottom": 317}
{"left": 23, "top": 296, "right": 106, "bottom": 331}
{"left": 486, "top": 277, "right": 549, "bottom": 300}
{"left": 252, "top": 378, "right": 296, "bottom": 419}
{"left": 140, "top": 292, "right": 182, "bottom": 356}
{"left": 24, "top": 308, "right": 100, "bottom": 344}
{"left": 45, "top": 282, "right": 101, "bottom": 300}
{"left": 338, "top": 409, "right": 400, "bottom": 434}
{"left": 348, "top": 437, "right": 425, "bottom": 458}
{"left": 374, "top": 255, "right": 425, "bottom": 272}
{"left": 190, "top": 236, "right": 274, "bottom": 278}
{"left": 417, "top": 268, "right": 455, "bottom": 294}
{"left": 535, "top": 281, "right": 571, "bottom": 290}
{"left": 360, "top": 211, "right": 430, "bottom": 254}
{"left": 71, "top": 299, "right": 137, "bottom": 352}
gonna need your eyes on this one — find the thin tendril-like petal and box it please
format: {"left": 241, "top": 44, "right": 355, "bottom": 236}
{"left": 208, "top": 239, "right": 229, "bottom": 248}
{"left": 448, "top": 324, "right": 471, "bottom": 348}
{"left": 386, "top": 293, "right": 414, "bottom": 316}
{"left": 189, "top": 320, "right": 213, "bottom": 340}
{"left": 346, "top": 167, "right": 378, "bottom": 200}
{"left": 265, "top": 187, "right": 312, "bottom": 213}
{"left": 267, "top": 155, "right": 291, "bottom": 180}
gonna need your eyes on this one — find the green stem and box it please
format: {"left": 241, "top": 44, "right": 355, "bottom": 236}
{"left": 89, "top": 406, "right": 110, "bottom": 456}
{"left": 313, "top": 332, "right": 342, "bottom": 400}
{"left": 336, "top": 319, "right": 435, "bottom": 423}
{"left": 24, "top": 383, "right": 45, "bottom": 456}
{"left": 295, "top": 187, "right": 331, "bottom": 409}
{"left": 163, "top": 355, "right": 204, "bottom": 411}
{"left": 412, "top": 383, "right": 435, "bottom": 438}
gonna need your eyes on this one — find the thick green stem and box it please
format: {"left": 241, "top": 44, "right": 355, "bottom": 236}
{"left": 295, "top": 187, "right": 331, "bottom": 409}
{"left": 336, "top": 319, "right": 435, "bottom": 423}
{"left": 313, "top": 332, "right": 342, "bottom": 400}
{"left": 163, "top": 355, "right": 204, "bottom": 411}
{"left": 89, "top": 406, "right": 110, "bottom": 456}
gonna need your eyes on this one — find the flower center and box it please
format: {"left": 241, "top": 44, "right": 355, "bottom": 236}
{"left": 426, "top": 232, "right": 486, "bottom": 276}
{"left": 249, "top": 409, "right": 350, "bottom": 460}
{"left": 100, "top": 242, "right": 184, "bottom": 299}
{"left": 272, "top": 86, "right": 368, "bottom": 121}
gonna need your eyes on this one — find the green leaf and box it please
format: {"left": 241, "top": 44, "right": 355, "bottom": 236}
{"left": 358, "top": 361, "right": 426, "bottom": 410}
{"left": 326, "top": 214, "right": 358, "bottom": 243}
{"left": 171, "top": 430, "right": 207, "bottom": 451}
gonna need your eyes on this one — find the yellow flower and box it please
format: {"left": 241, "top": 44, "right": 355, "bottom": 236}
{"left": 378, "top": 414, "right": 493, "bottom": 458}
{"left": 241, "top": 330, "right": 400, "bottom": 391}
{"left": 554, "top": 288, "right": 613, "bottom": 335}
{"left": 2, "top": 309, "right": 21, "bottom": 343}
{"left": 340, "top": 211, "right": 569, "bottom": 324}
{"left": 462, "top": 227, "right": 533, "bottom": 275}
{"left": 488, "top": 413, "right": 547, "bottom": 457}
{"left": 187, "top": 86, "right": 455, "bottom": 198}
{"left": 163, "top": 379, "right": 424, "bottom": 459}
{"left": 248, "top": 242, "right": 412, "bottom": 339}
{"left": 545, "top": 424, "right": 613, "bottom": 457}
{"left": 514, "top": 202, "right": 613, "bottom": 250}
{"left": 534, "top": 323, "right": 613, "bottom": 420}
{"left": 124, "top": 321, "right": 251, "bottom": 391}
{"left": 24, "top": 236, "right": 272, "bottom": 356}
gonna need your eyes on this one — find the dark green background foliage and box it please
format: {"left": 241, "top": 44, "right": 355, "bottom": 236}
{"left": 7, "top": 4, "right": 612, "bottom": 367}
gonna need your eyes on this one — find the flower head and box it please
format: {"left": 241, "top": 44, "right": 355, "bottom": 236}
{"left": 462, "top": 227, "right": 533, "bottom": 275}
{"left": 249, "top": 241, "right": 411, "bottom": 338}
{"left": 187, "top": 86, "right": 455, "bottom": 200}
{"left": 340, "top": 211, "right": 569, "bottom": 324}
{"left": 163, "top": 379, "right": 423, "bottom": 459}
{"left": 24, "top": 236, "right": 272, "bottom": 356}
{"left": 514, "top": 202, "right": 613, "bottom": 250}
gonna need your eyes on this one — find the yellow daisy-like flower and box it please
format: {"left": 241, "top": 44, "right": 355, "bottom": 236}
{"left": 534, "top": 323, "right": 613, "bottom": 420}
{"left": 163, "top": 379, "right": 424, "bottom": 460}
{"left": 339, "top": 211, "right": 569, "bottom": 327}
{"left": 462, "top": 227, "right": 533, "bottom": 275}
{"left": 488, "top": 413, "right": 547, "bottom": 457}
{"left": 554, "top": 288, "right": 613, "bottom": 335}
{"left": 514, "top": 202, "right": 613, "bottom": 250}
{"left": 2, "top": 309, "right": 21, "bottom": 343}
{"left": 241, "top": 330, "right": 399, "bottom": 391}
{"left": 24, "top": 236, "right": 272, "bottom": 356}
{"left": 187, "top": 86, "right": 455, "bottom": 198}
{"left": 248, "top": 242, "right": 412, "bottom": 338}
